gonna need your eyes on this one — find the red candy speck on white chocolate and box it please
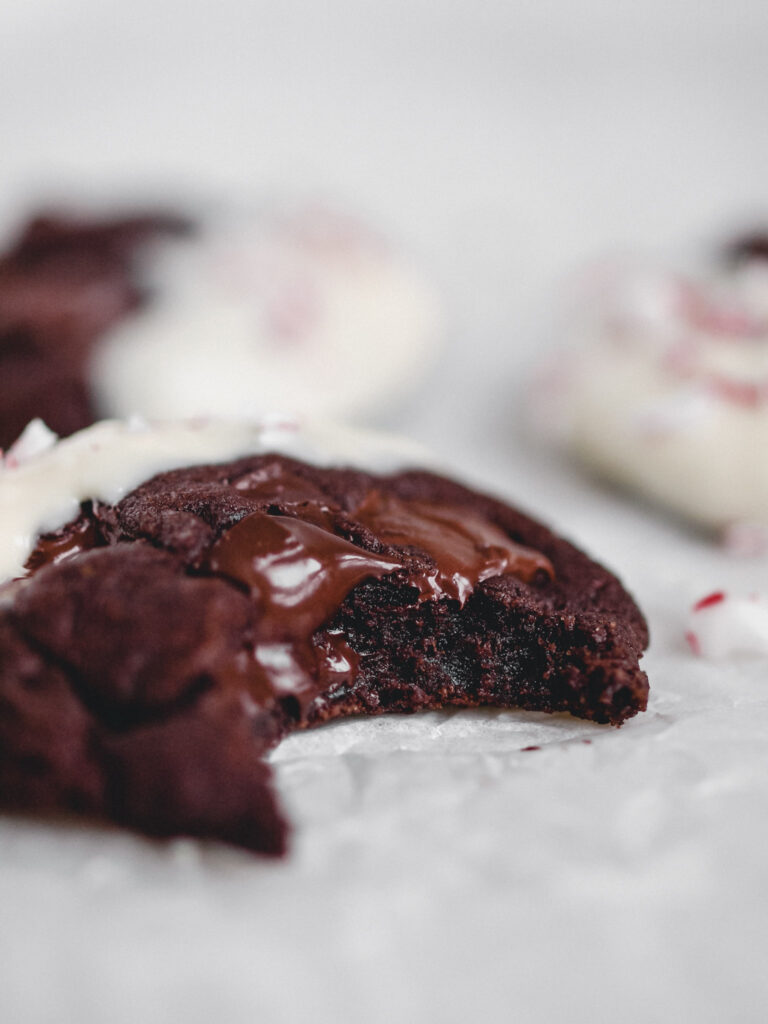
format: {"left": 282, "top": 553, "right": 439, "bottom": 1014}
{"left": 694, "top": 591, "right": 726, "bottom": 611}
{"left": 685, "top": 630, "right": 702, "bottom": 656}
{"left": 680, "top": 281, "right": 764, "bottom": 339}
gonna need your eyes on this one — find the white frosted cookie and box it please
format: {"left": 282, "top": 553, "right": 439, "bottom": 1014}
{"left": 90, "top": 204, "right": 442, "bottom": 422}
{"left": 533, "top": 239, "right": 768, "bottom": 544}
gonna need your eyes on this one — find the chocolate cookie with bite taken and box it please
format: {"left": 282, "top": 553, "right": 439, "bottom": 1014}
{"left": 0, "top": 424, "right": 648, "bottom": 855}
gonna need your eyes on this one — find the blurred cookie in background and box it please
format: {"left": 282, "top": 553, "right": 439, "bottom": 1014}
{"left": 530, "top": 232, "right": 768, "bottom": 553}
{"left": 0, "top": 201, "right": 443, "bottom": 450}
{"left": 0, "top": 211, "right": 189, "bottom": 448}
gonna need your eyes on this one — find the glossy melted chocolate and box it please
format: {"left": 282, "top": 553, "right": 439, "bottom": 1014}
{"left": 353, "top": 490, "right": 553, "bottom": 603}
{"left": 24, "top": 517, "right": 102, "bottom": 573}
{"left": 24, "top": 463, "right": 554, "bottom": 716}
{"left": 205, "top": 512, "right": 401, "bottom": 706}
{"left": 206, "top": 512, "right": 401, "bottom": 635}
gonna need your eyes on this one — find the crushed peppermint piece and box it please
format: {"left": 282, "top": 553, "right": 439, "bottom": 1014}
{"left": 686, "top": 591, "right": 768, "bottom": 659}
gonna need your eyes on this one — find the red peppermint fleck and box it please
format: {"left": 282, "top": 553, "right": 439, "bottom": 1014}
{"left": 678, "top": 278, "right": 763, "bottom": 338}
{"left": 685, "top": 630, "right": 702, "bottom": 656}
{"left": 262, "top": 415, "right": 300, "bottom": 433}
{"left": 692, "top": 303, "right": 761, "bottom": 339}
{"left": 693, "top": 591, "right": 726, "bottom": 612}
{"left": 708, "top": 376, "right": 764, "bottom": 408}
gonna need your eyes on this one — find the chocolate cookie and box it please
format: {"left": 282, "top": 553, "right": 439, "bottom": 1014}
{"left": 0, "top": 212, "right": 191, "bottom": 449}
{"left": 0, "top": 449, "right": 649, "bottom": 855}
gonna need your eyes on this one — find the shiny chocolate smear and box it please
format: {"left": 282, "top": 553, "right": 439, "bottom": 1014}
{"left": 24, "top": 517, "right": 101, "bottom": 574}
{"left": 206, "top": 511, "right": 401, "bottom": 637}
{"left": 352, "top": 490, "right": 554, "bottom": 604}
{"left": 205, "top": 511, "right": 401, "bottom": 710}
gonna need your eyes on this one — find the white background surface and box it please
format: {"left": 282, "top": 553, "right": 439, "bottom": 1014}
{"left": 2, "top": 2, "right": 768, "bottom": 1021}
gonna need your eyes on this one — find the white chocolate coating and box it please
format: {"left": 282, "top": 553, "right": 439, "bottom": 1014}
{"left": 536, "top": 255, "right": 768, "bottom": 532}
{"left": 0, "top": 416, "right": 430, "bottom": 584}
{"left": 90, "top": 206, "right": 442, "bottom": 422}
